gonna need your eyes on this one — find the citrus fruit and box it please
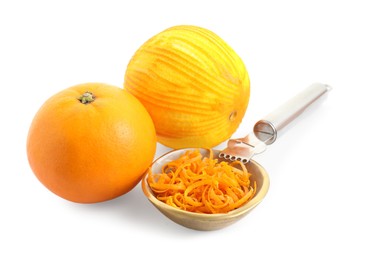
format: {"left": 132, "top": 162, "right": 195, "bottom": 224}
{"left": 124, "top": 25, "right": 250, "bottom": 149}
{"left": 27, "top": 83, "right": 157, "bottom": 203}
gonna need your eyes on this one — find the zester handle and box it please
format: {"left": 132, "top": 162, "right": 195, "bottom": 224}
{"left": 253, "top": 82, "right": 331, "bottom": 145}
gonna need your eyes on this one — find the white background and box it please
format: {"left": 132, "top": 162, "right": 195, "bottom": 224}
{"left": 1, "top": 0, "right": 376, "bottom": 259}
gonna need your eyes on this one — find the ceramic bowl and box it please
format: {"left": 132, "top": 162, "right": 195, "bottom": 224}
{"left": 141, "top": 148, "right": 269, "bottom": 231}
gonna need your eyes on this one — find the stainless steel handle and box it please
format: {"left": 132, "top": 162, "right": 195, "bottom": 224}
{"left": 253, "top": 82, "right": 331, "bottom": 144}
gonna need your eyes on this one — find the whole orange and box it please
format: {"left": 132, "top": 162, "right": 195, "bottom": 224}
{"left": 124, "top": 25, "right": 250, "bottom": 149}
{"left": 27, "top": 83, "right": 156, "bottom": 203}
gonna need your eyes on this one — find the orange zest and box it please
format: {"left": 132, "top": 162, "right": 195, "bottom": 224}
{"left": 147, "top": 149, "right": 256, "bottom": 214}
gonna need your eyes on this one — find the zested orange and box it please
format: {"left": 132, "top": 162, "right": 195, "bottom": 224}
{"left": 27, "top": 83, "right": 157, "bottom": 203}
{"left": 124, "top": 25, "right": 250, "bottom": 149}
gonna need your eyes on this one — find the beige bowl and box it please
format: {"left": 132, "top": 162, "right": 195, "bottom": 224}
{"left": 141, "top": 148, "right": 270, "bottom": 231}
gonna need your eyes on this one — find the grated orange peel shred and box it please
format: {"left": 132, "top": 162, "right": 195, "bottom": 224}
{"left": 147, "top": 149, "right": 257, "bottom": 214}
